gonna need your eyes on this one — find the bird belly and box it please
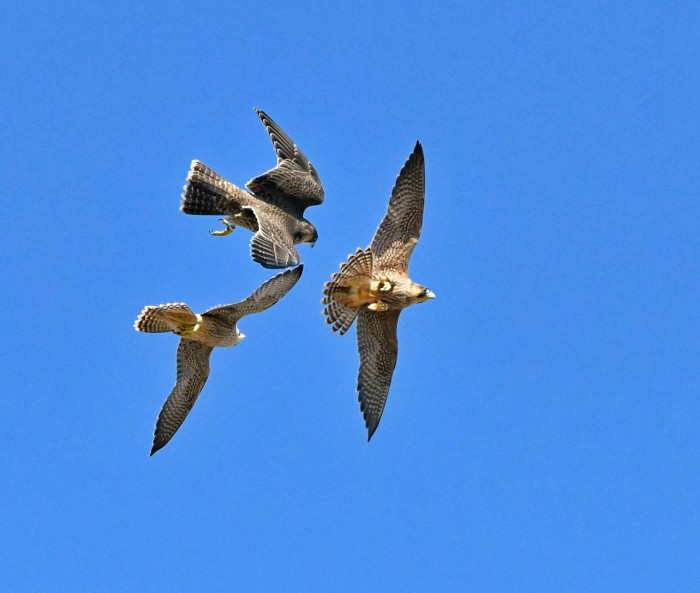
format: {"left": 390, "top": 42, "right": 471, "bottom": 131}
{"left": 217, "top": 333, "right": 244, "bottom": 348}
{"left": 181, "top": 318, "right": 241, "bottom": 348}
{"left": 332, "top": 276, "right": 391, "bottom": 309}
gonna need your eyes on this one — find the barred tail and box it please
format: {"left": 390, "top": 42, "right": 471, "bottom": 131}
{"left": 321, "top": 247, "right": 374, "bottom": 335}
{"left": 134, "top": 303, "right": 197, "bottom": 333}
{"left": 180, "top": 160, "right": 247, "bottom": 216}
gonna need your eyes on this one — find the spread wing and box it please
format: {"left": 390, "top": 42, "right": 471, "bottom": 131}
{"left": 371, "top": 141, "right": 425, "bottom": 275}
{"left": 203, "top": 266, "right": 303, "bottom": 325}
{"left": 356, "top": 308, "right": 401, "bottom": 440}
{"left": 245, "top": 108, "right": 324, "bottom": 217}
{"left": 151, "top": 340, "right": 213, "bottom": 455}
{"left": 248, "top": 208, "right": 302, "bottom": 269}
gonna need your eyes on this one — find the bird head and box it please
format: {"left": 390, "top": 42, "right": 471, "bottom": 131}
{"left": 416, "top": 286, "right": 436, "bottom": 303}
{"left": 294, "top": 221, "right": 318, "bottom": 246}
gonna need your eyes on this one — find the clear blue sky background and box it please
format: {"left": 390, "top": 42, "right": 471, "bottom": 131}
{"left": 1, "top": 2, "right": 698, "bottom": 591}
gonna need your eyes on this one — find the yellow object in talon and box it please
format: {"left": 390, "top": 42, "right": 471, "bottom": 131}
{"left": 379, "top": 281, "right": 392, "bottom": 292}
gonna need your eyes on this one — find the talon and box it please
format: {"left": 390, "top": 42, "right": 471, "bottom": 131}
{"left": 178, "top": 323, "right": 200, "bottom": 337}
{"left": 370, "top": 277, "right": 393, "bottom": 293}
{"left": 367, "top": 301, "right": 389, "bottom": 312}
{"left": 210, "top": 219, "right": 235, "bottom": 236}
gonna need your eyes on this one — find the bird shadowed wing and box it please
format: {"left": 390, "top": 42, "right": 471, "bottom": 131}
{"left": 151, "top": 340, "right": 213, "bottom": 455}
{"left": 247, "top": 211, "right": 302, "bottom": 269}
{"left": 371, "top": 142, "right": 425, "bottom": 274}
{"left": 202, "top": 265, "right": 303, "bottom": 325}
{"left": 356, "top": 308, "right": 401, "bottom": 440}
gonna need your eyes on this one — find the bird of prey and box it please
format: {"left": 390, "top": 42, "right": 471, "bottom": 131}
{"left": 134, "top": 265, "right": 303, "bottom": 455}
{"left": 321, "top": 142, "right": 435, "bottom": 440}
{"left": 181, "top": 108, "right": 324, "bottom": 269}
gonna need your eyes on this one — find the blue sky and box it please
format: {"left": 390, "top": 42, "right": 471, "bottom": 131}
{"left": 1, "top": 1, "right": 698, "bottom": 591}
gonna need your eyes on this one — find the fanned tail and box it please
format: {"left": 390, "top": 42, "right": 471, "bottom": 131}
{"left": 180, "top": 160, "right": 247, "bottom": 216}
{"left": 134, "top": 303, "right": 197, "bottom": 333}
{"left": 321, "top": 247, "right": 374, "bottom": 335}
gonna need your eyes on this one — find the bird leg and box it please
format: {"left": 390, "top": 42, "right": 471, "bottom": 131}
{"left": 176, "top": 323, "right": 200, "bottom": 337}
{"left": 367, "top": 301, "right": 389, "bottom": 312}
{"left": 370, "top": 277, "right": 392, "bottom": 293}
{"left": 210, "top": 219, "right": 235, "bottom": 236}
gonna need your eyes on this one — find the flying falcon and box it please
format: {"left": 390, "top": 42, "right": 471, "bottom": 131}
{"left": 134, "top": 265, "right": 303, "bottom": 455}
{"left": 322, "top": 142, "right": 435, "bottom": 440}
{"left": 181, "top": 109, "right": 324, "bottom": 269}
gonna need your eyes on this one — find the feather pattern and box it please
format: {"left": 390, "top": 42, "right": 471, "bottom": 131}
{"left": 371, "top": 142, "right": 425, "bottom": 274}
{"left": 245, "top": 109, "right": 324, "bottom": 217}
{"left": 321, "top": 142, "right": 433, "bottom": 439}
{"left": 203, "top": 266, "right": 303, "bottom": 324}
{"left": 180, "top": 109, "right": 323, "bottom": 269}
{"left": 151, "top": 340, "right": 213, "bottom": 455}
{"left": 356, "top": 309, "right": 401, "bottom": 440}
{"left": 136, "top": 267, "right": 303, "bottom": 454}
{"left": 321, "top": 248, "right": 374, "bottom": 335}
{"left": 134, "top": 303, "right": 197, "bottom": 333}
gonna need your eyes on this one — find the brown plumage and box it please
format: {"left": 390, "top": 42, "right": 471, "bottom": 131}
{"left": 181, "top": 108, "right": 324, "bottom": 269}
{"left": 135, "top": 266, "right": 303, "bottom": 455}
{"left": 322, "top": 142, "right": 435, "bottom": 440}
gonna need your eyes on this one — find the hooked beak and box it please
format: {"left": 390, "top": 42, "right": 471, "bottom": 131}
{"left": 425, "top": 289, "right": 436, "bottom": 299}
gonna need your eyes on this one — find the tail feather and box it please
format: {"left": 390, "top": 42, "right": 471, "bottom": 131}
{"left": 321, "top": 247, "right": 373, "bottom": 335}
{"left": 134, "top": 303, "right": 197, "bottom": 333}
{"left": 322, "top": 299, "right": 358, "bottom": 335}
{"left": 338, "top": 247, "right": 373, "bottom": 278}
{"left": 180, "top": 160, "right": 247, "bottom": 216}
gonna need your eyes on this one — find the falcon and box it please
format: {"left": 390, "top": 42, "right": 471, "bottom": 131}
{"left": 322, "top": 142, "right": 435, "bottom": 440}
{"left": 134, "top": 266, "right": 303, "bottom": 455}
{"left": 181, "top": 108, "right": 324, "bottom": 269}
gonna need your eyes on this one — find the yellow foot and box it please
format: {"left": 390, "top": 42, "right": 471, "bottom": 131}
{"left": 210, "top": 219, "right": 235, "bottom": 236}
{"left": 367, "top": 300, "right": 389, "bottom": 312}
{"left": 177, "top": 323, "right": 200, "bottom": 337}
{"left": 370, "top": 279, "right": 392, "bottom": 292}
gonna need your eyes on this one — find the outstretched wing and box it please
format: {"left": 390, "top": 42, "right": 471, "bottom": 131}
{"left": 356, "top": 308, "right": 401, "bottom": 440}
{"left": 371, "top": 142, "right": 425, "bottom": 275}
{"left": 203, "top": 265, "right": 303, "bottom": 325}
{"left": 151, "top": 340, "right": 213, "bottom": 455}
{"left": 245, "top": 109, "right": 324, "bottom": 216}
